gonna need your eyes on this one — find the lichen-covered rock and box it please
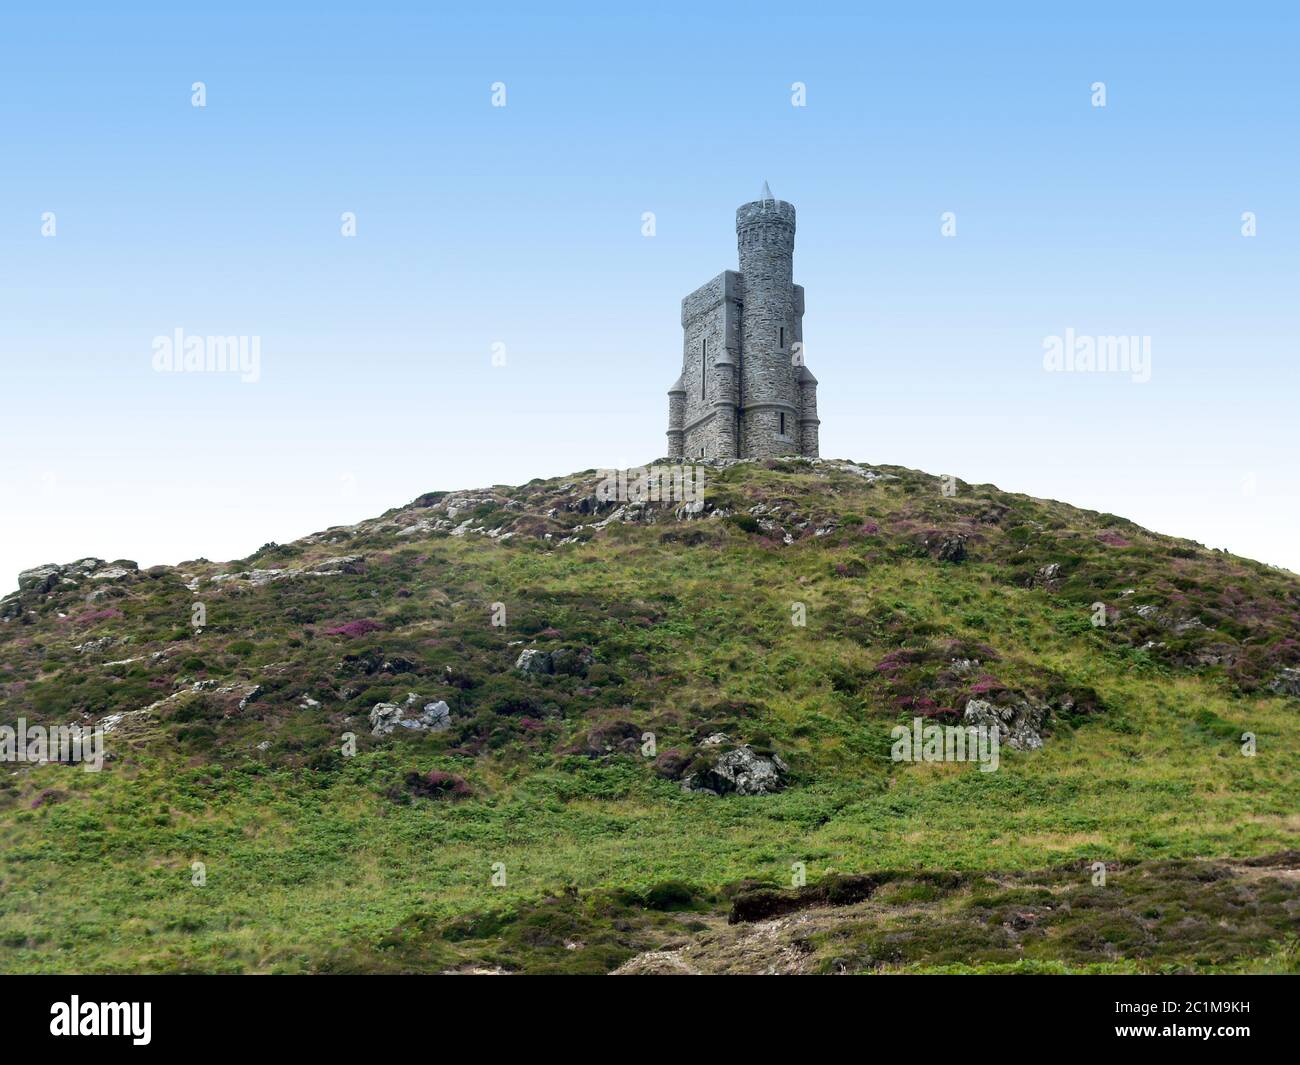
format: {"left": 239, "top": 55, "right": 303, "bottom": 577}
{"left": 682, "top": 741, "right": 789, "bottom": 796}
{"left": 0, "top": 592, "right": 23, "bottom": 620}
{"left": 370, "top": 693, "right": 452, "bottom": 735}
{"left": 17, "top": 564, "right": 62, "bottom": 594}
{"left": 963, "top": 696, "right": 1047, "bottom": 751}
{"left": 1268, "top": 668, "right": 1300, "bottom": 697}
{"left": 1191, "top": 645, "right": 1236, "bottom": 668}
{"left": 514, "top": 648, "right": 554, "bottom": 674}
{"left": 936, "top": 535, "right": 968, "bottom": 563}
{"left": 210, "top": 556, "right": 364, "bottom": 586}
{"left": 1028, "top": 562, "right": 1061, "bottom": 588}
{"left": 90, "top": 565, "right": 135, "bottom": 582}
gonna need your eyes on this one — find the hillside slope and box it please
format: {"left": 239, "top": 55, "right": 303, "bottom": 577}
{"left": 1, "top": 457, "right": 1297, "bottom": 974}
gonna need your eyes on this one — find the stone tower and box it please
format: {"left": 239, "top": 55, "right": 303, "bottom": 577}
{"left": 667, "top": 186, "right": 819, "bottom": 461}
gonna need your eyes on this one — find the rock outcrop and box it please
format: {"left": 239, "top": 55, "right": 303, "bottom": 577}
{"left": 514, "top": 647, "right": 593, "bottom": 677}
{"left": 963, "top": 696, "right": 1048, "bottom": 751}
{"left": 680, "top": 733, "right": 789, "bottom": 796}
{"left": 209, "top": 555, "right": 365, "bottom": 586}
{"left": 1268, "top": 668, "right": 1300, "bottom": 697}
{"left": 370, "top": 694, "right": 452, "bottom": 736}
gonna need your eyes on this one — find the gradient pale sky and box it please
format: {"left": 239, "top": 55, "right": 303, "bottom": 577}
{"left": 2, "top": 1, "right": 1297, "bottom": 590}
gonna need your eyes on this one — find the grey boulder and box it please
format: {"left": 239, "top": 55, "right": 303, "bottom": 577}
{"left": 18, "top": 564, "right": 62, "bottom": 594}
{"left": 1268, "top": 668, "right": 1300, "bottom": 697}
{"left": 370, "top": 693, "right": 452, "bottom": 736}
{"left": 683, "top": 744, "right": 789, "bottom": 796}
{"left": 936, "top": 535, "right": 968, "bottom": 563}
{"left": 514, "top": 649, "right": 554, "bottom": 675}
{"left": 964, "top": 696, "right": 1047, "bottom": 751}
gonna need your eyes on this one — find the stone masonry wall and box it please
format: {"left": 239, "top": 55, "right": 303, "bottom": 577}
{"left": 680, "top": 271, "right": 741, "bottom": 460}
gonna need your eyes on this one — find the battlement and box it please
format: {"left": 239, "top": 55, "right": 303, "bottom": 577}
{"left": 736, "top": 198, "right": 796, "bottom": 232}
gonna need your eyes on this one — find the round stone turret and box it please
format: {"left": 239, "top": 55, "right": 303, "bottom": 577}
{"left": 797, "top": 364, "right": 820, "bottom": 456}
{"left": 666, "top": 375, "right": 686, "bottom": 458}
{"left": 736, "top": 198, "right": 799, "bottom": 457}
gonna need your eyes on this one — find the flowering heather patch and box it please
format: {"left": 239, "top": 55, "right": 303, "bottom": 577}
{"left": 893, "top": 694, "right": 957, "bottom": 719}
{"left": 69, "top": 608, "right": 124, "bottom": 626}
{"left": 322, "top": 618, "right": 384, "bottom": 638}
{"left": 1229, "top": 637, "right": 1300, "bottom": 692}
{"left": 874, "top": 649, "right": 928, "bottom": 675}
{"left": 1098, "top": 530, "right": 1132, "bottom": 547}
{"left": 866, "top": 634, "right": 1088, "bottom": 736}
{"left": 967, "top": 674, "right": 1008, "bottom": 696}
{"left": 860, "top": 522, "right": 879, "bottom": 535}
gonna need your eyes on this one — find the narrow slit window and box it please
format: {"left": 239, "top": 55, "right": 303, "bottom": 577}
{"left": 701, "top": 339, "right": 707, "bottom": 398}
{"left": 779, "top": 326, "right": 784, "bottom": 348}
{"left": 780, "top": 412, "right": 786, "bottom": 435}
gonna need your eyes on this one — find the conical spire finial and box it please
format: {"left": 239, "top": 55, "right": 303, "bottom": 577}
{"left": 760, "top": 180, "right": 774, "bottom": 203}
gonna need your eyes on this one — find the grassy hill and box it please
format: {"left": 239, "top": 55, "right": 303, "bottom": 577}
{"left": 1, "top": 457, "right": 1297, "bottom": 974}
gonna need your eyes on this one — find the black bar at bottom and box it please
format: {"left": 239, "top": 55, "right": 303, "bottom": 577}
{"left": 1, "top": 973, "right": 1291, "bottom": 1050}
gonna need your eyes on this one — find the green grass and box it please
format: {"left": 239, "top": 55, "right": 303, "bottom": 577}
{"left": 1, "top": 458, "right": 1296, "bottom": 972}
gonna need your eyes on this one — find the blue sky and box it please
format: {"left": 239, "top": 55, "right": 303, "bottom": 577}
{"left": 2, "top": 1, "right": 1298, "bottom": 587}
